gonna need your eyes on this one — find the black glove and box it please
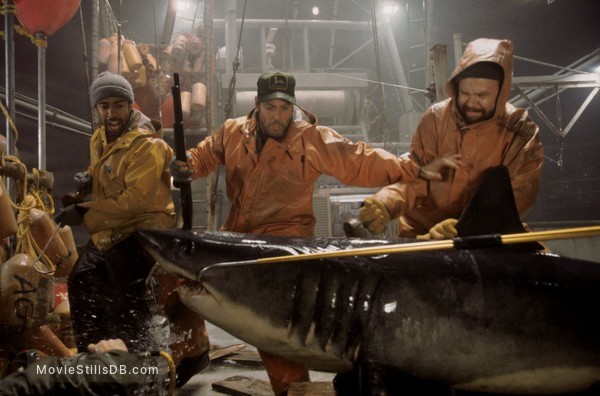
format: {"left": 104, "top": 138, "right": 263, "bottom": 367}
{"left": 73, "top": 171, "right": 92, "bottom": 195}
{"left": 169, "top": 156, "right": 192, "bottom": 183}
{"left": 54, "top": 204, "right": 88, "bottom": 227}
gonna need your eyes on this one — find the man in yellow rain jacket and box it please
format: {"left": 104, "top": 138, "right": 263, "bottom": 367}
{"left": 170, "top": 70, "right": 459, "bottom": 395}
{"left": 56, "top": 72, "right": 208, "bottom": 387}
{"left": 359, "top": 38, "right": 544, "bottom": 239}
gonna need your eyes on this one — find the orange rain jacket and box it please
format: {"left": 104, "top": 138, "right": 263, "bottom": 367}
{"left": 81, "top": 110, "right": 176, "bottom": 251}
{"left": 372, "top": 38, "right": 544, "bottom": 238}
{"left": 188, "top": 107, "right": 420, "bottom": 237}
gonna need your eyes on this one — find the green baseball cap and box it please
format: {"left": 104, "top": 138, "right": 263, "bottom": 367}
{"left": 256, "top": 71, "right": 296, "bottom": 104}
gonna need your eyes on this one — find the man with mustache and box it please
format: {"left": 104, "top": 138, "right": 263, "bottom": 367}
{"left": 170, "top": 70, "right": 459, "bottom": 395}
{"left": 359, "top": 38, "right": 544, "bottom": 240}
{"left": 55, "top": 71, "right": 209, "bottom": 388}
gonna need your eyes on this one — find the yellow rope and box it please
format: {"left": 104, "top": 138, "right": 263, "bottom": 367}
{"left": 15, "top": 194, "right": 56, "bottom": 276}
{"left": 0, "top": 98, "right": 19, "bottom": 145}
{"left": 0, "top": 4, "right": 17, "bottom": 15}
{"left": 159, "top": 351, "right": 177, "bottom": 396}
{"left": 2, "top": 156, "right": 57, "bottom": 276}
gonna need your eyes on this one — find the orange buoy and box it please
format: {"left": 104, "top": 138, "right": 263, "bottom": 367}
{"left": 0, "top": 253, "right": 41, "bottom": 329}
{"left": 170, "top": 34, "right": 188, "bottom": 62}
{"left": 138, "top": 42, "right": 151, "bottom": 56}
{"left": 161, "top": 94, "right": 175, "bottom": 127}
{"left": 29, "top": 208, "right": 69, "bottom": 268}
{"left": 54, "top": 226, "right": 78, "bottom": 279}
{"left": 98, "top": 38, "right": 111, "bottom": 64}
{"left": 0, "top": 239, "right": 8, "bottom": 264}
{"left": 187, "top": 36, "right": 203, "bottom": 55}
{"left": 192, "top": 55, "right": 203, "bottom": 73}
{"left": 0, "top": 181, "right": 17, "bottom": 239}
{"left": 191, "top": 82, "right": 207, "bottom": 111}
{"left": 144, "top": 53, "right": 159, "bottom": 73}
{"left": 181, "top": 91, "right": 192, "bottom": 120}
{"left": 107, "top": 47, "right": 130, "bottom": 76}
{"left": 123, "top": 40, "right": 143, "bottom": 71}
{"left": 14, "top": 0, "right": 80, "bottom": 37}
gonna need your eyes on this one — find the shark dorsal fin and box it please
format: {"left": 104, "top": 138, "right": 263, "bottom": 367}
{"left": 455, "top": 165, "right": 542, "bottom": 251}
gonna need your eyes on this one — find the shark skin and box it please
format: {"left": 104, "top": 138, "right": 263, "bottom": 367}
{"left": 136, "top": 168, "right": 600, "bottom": 394}
{"left": 138, "top": 229, "right": 600, "bottom": 394}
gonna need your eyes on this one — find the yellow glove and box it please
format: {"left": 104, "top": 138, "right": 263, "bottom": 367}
{"left": 359, "top": 197, "right": 391, "bottom": 235}
{"left": 416, "top": 218, "right": 458, "bottom": 240}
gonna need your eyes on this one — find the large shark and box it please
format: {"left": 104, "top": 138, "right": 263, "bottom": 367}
{"left": 137, "top": 167, "right": 600, "bottom": 394}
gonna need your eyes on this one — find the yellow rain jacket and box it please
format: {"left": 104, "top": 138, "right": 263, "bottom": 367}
{"left": 373, "top": 38, "right": 544, "bottom": 237}
{"left": 188, "top": 107, "right": 420, "bottom": 237}
{"left": 81, "top": 110, "right": 176, "bottom": 251}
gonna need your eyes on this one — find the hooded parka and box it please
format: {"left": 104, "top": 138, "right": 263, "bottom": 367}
{"left": 80, "top": 109, "right": 176, "bottom": 251}
{"left": 188, "top": 107, "right": 420, "bottom": 237}
{"left": 372, "top": 38, "right": 544, "bottom": 237}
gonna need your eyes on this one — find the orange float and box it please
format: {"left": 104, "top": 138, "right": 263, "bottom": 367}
{"left": 191, "top": 82, "right": 207, "bottom": 111}
{"left": 161, "top": 94, "right": 175, "bottom": 127}
{"left": 14, "top": 0, "right": 81, "bottom": 37}
{"left": 28, "top": 208, "right": 69, "bottom": 268}
{"left": 0, "top": 180, "right": 17, "bottom": 239}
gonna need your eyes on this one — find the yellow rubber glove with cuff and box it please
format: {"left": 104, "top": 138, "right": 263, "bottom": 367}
{"left": 359, "top": 197, "right": 391, "bottom": 235}
{"left": 417, "top": 218, "right": 458, "bottom": 240}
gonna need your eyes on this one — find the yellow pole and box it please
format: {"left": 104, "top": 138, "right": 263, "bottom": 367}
{"left": 254, "top": 225, "right": 600, "bottom": 265}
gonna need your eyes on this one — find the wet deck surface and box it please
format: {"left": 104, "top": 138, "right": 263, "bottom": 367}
{"left": 176, "top": 322, "right": 335, "bottom": 395}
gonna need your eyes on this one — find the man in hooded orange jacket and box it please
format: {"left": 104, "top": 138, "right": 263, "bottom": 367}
{"left": 359, "top": 38, "right": 544, "bottom": 240}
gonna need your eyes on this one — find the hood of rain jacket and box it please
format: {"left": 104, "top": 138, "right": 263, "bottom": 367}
{"left": 374, "top": 38, "right": 544, "bottom": 237}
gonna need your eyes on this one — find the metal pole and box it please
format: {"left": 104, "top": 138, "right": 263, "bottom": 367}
{"left": 36, "top": 32, "right": 47, "bottom": 171}
{"left": 4, "top": 1, "right": 16, "bottom": 195}
{"left": 91, "top": 0, "right": 99, "bottom": 81}
{"left": 247, "top": 225, "right": 600, "bottom": 265}
{"left": 453, "top": 33, "right": 463, "bottom": 69}
{"left": 303, "top": 26, "right": 309, "bottom": 72}
{"left": 225, "top": 0, "right": 237, "bottom": 78}
{"left": 431, "top": 44, "right": 449, "bottom": 103}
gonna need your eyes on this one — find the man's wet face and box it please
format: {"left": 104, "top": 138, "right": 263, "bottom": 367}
{"left": 457, "top": 78, "right": 500, "bottom": 124}
{"left": 256, "top": 99, "right": 294, "bottom": 140}
{"left": 96, "top": 97, "right": 132, "bottom": 141}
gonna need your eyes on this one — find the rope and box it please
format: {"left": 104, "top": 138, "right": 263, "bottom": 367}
{"left": 2, "top": 156, "right": 58, "bottom": 276}
{"left": 0, "top": 3, "right": 17, "bottom": 15}
{"left": 0, "top": 4, "right": 17, "bottom": 41}
{"left": 14, "top": 24, "right": 47, "bottom": 48}
{"left": 140, "top": 350, "right": 176, "bottom": 395}
{"left": 0, "top": 98, "right": 19, "bottom": 144}
{"left": 159, "top": 350, "right": 176, "bottom": 395}
{"left": 14, "top": 195, "right": 56, "bottom": 276}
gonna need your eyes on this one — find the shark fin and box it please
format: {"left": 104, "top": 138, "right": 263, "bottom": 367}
{"left": 455, "top": 165, "right": 543, "bottom": 251}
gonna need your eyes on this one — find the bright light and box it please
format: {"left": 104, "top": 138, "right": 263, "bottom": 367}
{"left": 595, "top": 64, "right": 600, "bottom": 74}
{"left": 177, "top": 0, "right": 190, "bottom": 12}
{"left": 382, "top": 2, "right": 399, "bottom": 15}
{"left": 312, "top": 6, "right": 319, "bottom": 16}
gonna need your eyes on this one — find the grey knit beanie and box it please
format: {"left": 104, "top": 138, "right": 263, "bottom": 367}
{"left": 90, "top": 71, "right": 134, "bottom": 105}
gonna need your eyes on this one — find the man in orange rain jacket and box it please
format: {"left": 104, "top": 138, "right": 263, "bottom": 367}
{"left": 170, "top": 70, "right": 460, "bottom": 395}
{"left": 359, "top": 38, "right": 544, "bottom": 240}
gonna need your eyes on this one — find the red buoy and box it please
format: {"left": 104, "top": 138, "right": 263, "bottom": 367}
{"left": 14, "top": 0, "right": 81, "bottom": 37}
